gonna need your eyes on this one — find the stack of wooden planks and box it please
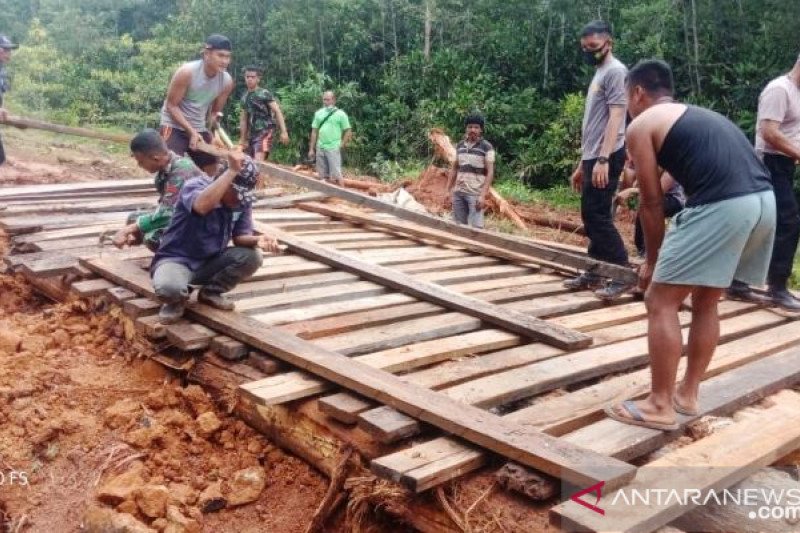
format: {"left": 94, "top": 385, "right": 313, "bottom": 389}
{"left": 4, "top": 171, "right": 800, "bottom": 533}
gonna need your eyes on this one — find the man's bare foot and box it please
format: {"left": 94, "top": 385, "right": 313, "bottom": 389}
{"left": 605, "top": 399, "right": 679, "bottom": 431}
{"left": 673, "top": 382, "right": 699, "bottom": 416}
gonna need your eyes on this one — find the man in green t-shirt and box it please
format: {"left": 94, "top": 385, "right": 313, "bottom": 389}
{"left": 307, "top": 91, "right": 352, "bottom": 185}
{"left": 238, "top": 66, "right": 289, "bottom": 161}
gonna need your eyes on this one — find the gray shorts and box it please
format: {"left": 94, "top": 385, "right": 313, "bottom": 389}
{"left": 316, "top": 148, "right": 343, "bottom": 182}
{"left": 452, "top": 190, "right": 484, "bottom": 228}
{"left": 653, "top": 190, "right": 776, "bottom": 287}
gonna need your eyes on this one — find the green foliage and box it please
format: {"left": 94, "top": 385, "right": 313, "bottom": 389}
{"left": 494, "top": 178, "right": 580, "bottom": 211}
{"left": 515, "top": 93, "right": 584, "bottom": 189}
{"left": 4, "top": 0, "right": 800, "bottom": 205}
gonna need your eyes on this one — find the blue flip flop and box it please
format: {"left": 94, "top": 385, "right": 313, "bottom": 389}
{"left": 605, "top": 400, "right": 679, "bottom": 431}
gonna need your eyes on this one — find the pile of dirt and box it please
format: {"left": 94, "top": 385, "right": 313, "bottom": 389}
{"left": 406, "top": 165, "right": 451, "bottom": 215}
{"left": 0, "top": 278, "right": 333, "bottom": 532}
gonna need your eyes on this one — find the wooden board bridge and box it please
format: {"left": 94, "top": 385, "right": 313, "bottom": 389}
{"left": 2, "top": 165, "right": 800, "bottom": 533}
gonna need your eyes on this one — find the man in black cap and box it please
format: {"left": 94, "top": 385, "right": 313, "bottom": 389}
{"left": 159, "top": 34, "right": 234, "bottom": 175}
{"left": 0, "top": 34, "right": 19, "bottom": 166}
{"left": 446, "top": 114, "right": 495, "bottom": 228}
{"left": 149, "top": 151, "right": 280, "bottom": 324}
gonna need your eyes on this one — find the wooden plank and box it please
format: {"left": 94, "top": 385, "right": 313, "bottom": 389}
{"left": 294, "top": 200, "right": 633, "bottom": 280}
{"left": 0, "top": 211, "right": 132, "bottom": 234}
{"left": 70, "top": 278, "right": 115, "bottom": 297}
{"left": 371, "top": 312, "right": 792, "bottom": 493}
{"left": 227, "top": 255, "right": 502, "bottom": 301}
{"left": 209, "top": 335, "right": 249, "bottom": 361}
{"left": 313, "top": 291, "right": 621, "bottom": 358}
{"left": 165, "top": 323, "right": 217, "bottom": 351}
{"left": 84, "top": 256, "right": 636, "bottom": 491}
{"left": 135, "top": 314, "right": 169, "bottom": 339}
{"left": 359, "top": 406, "right": 422, "bottom": 443}
{"left": 13, "top": 223, "right": 118, "bottom": 245}
{"left": 279, "top": 280, "right": 567, "bottom": 339}
{"left": 318, "top": 393, "right": 374, "bottom": 424}
{"left": 0, "top": 197, "right": 157, "bottom": 216}
{"left": 258, "top": 224, "right": 592, "bottom": 350}
{"left": 271, "top": 221, "right": 351, "bottom": 232}
{"left": 8, "top": 247, "right": 152, "bottom": 277}
{"left": 33, "top": 236, "right": 106, "bottom": 252}
{"left": 106, "top": 286, "right": 137, "bottom": 303}
{"left": 551, "top": 390, "right": 800, "bottom": 533}
{"left": 505, "top": 319, "right": 800, "bottom": 437}
{"left": 122, "top": 298, "right": 161, "bottom": 318}
{"left": 237, "top": 280, "right": 388, "bottom": 314}
{"left": 255, "top": 191, "right": 329, "bottom": 209}
{"left": 0, "top": 178, "right": 153, "bottom": 199}
{"left": 249, "top": 299, "right": 650, "bottom": 410}
{"left": 249, "top": 351, "right": 283, "bottom": 375}
{"left": 258, "top": 274, "right": 561, "bottom": 329}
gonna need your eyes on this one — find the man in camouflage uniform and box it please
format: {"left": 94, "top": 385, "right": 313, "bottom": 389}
{"left": 238, "top": 66, "right": 289, "bottom": 161}
{"left": 113, "top": 129, "right": 205, "bottom": 251}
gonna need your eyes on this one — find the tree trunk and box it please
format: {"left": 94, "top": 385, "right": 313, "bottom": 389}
{"left": 423, "top": 0, "right": 433, "bottom": 61}
{"left": 690, "top": 0, "right": 701, "bottom": 94}
{"left": 543, "top": 10, "right": 553, "bottom": 88}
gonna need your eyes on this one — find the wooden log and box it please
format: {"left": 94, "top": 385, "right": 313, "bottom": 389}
{"left": 486, "top": 188, "right": 528, "bottom": 231}
{"left": 84, "top": 256, "right": 637, "bottom": 491}
{"left": 551, "top": 390, "right": 800, "bottom": 533}
{"left": 258, "top": 223, "right": 592, "bottom": 351}
{"left": 1, "top": 114, "right": 131, "bottom": 143}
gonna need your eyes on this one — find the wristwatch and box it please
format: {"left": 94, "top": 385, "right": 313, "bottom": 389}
{"left": 597, "top": 156, "right": 609, "bottom": 164}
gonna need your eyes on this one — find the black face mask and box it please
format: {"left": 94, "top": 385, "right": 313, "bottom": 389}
{"left": 582, "top": 43, "right": 609, "bottom": 66}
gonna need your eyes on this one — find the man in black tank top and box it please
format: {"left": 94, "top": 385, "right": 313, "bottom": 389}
{"left": 605, "top": 60, "right": 776, "bottom": 432}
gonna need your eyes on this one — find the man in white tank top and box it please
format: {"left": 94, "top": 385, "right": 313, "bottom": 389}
{"left": 159, "top": 34, "right": 234, "bottom": 175}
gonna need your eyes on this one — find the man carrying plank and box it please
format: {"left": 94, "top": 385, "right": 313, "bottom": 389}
{"left": 113, "top": 129, "right": 204, "bottom": 251}
{"left": 0, "top": 34, "right": 19, "bottom": 166}
{"left": 150, "top": 151, "right": 280, "bottom": 324}
{"left": 159, "top": 34, "right": 234, "bottom": 176}
{"left": 606, "top": 59, "right": 775, "bottom": 430}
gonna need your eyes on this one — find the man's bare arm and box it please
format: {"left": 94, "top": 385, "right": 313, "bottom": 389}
{"left": 164, "top": 67, "right": 196, "bottom": 135}
{"left": 627, "top": 117, "right": 665, "bottom": 268}
{"left": 239, "top": 109, "right": 249, "bottom": 146}
{"left": 761, "top": 119, "right": 800, "bottom": 161}
{"left": 208, "top": 79, "right": 234, "bottom": 130}
{"left": 269, "top": 101, "right": 289, "bottom": 143}
{"left": 599, "top": 105, "right": 626, "bottom": 158}
{"left": 308, "top": 129, "right": 318, "bottom": 156}
{"left": 341, "top": 128, "right": 353, "bottom": 148}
